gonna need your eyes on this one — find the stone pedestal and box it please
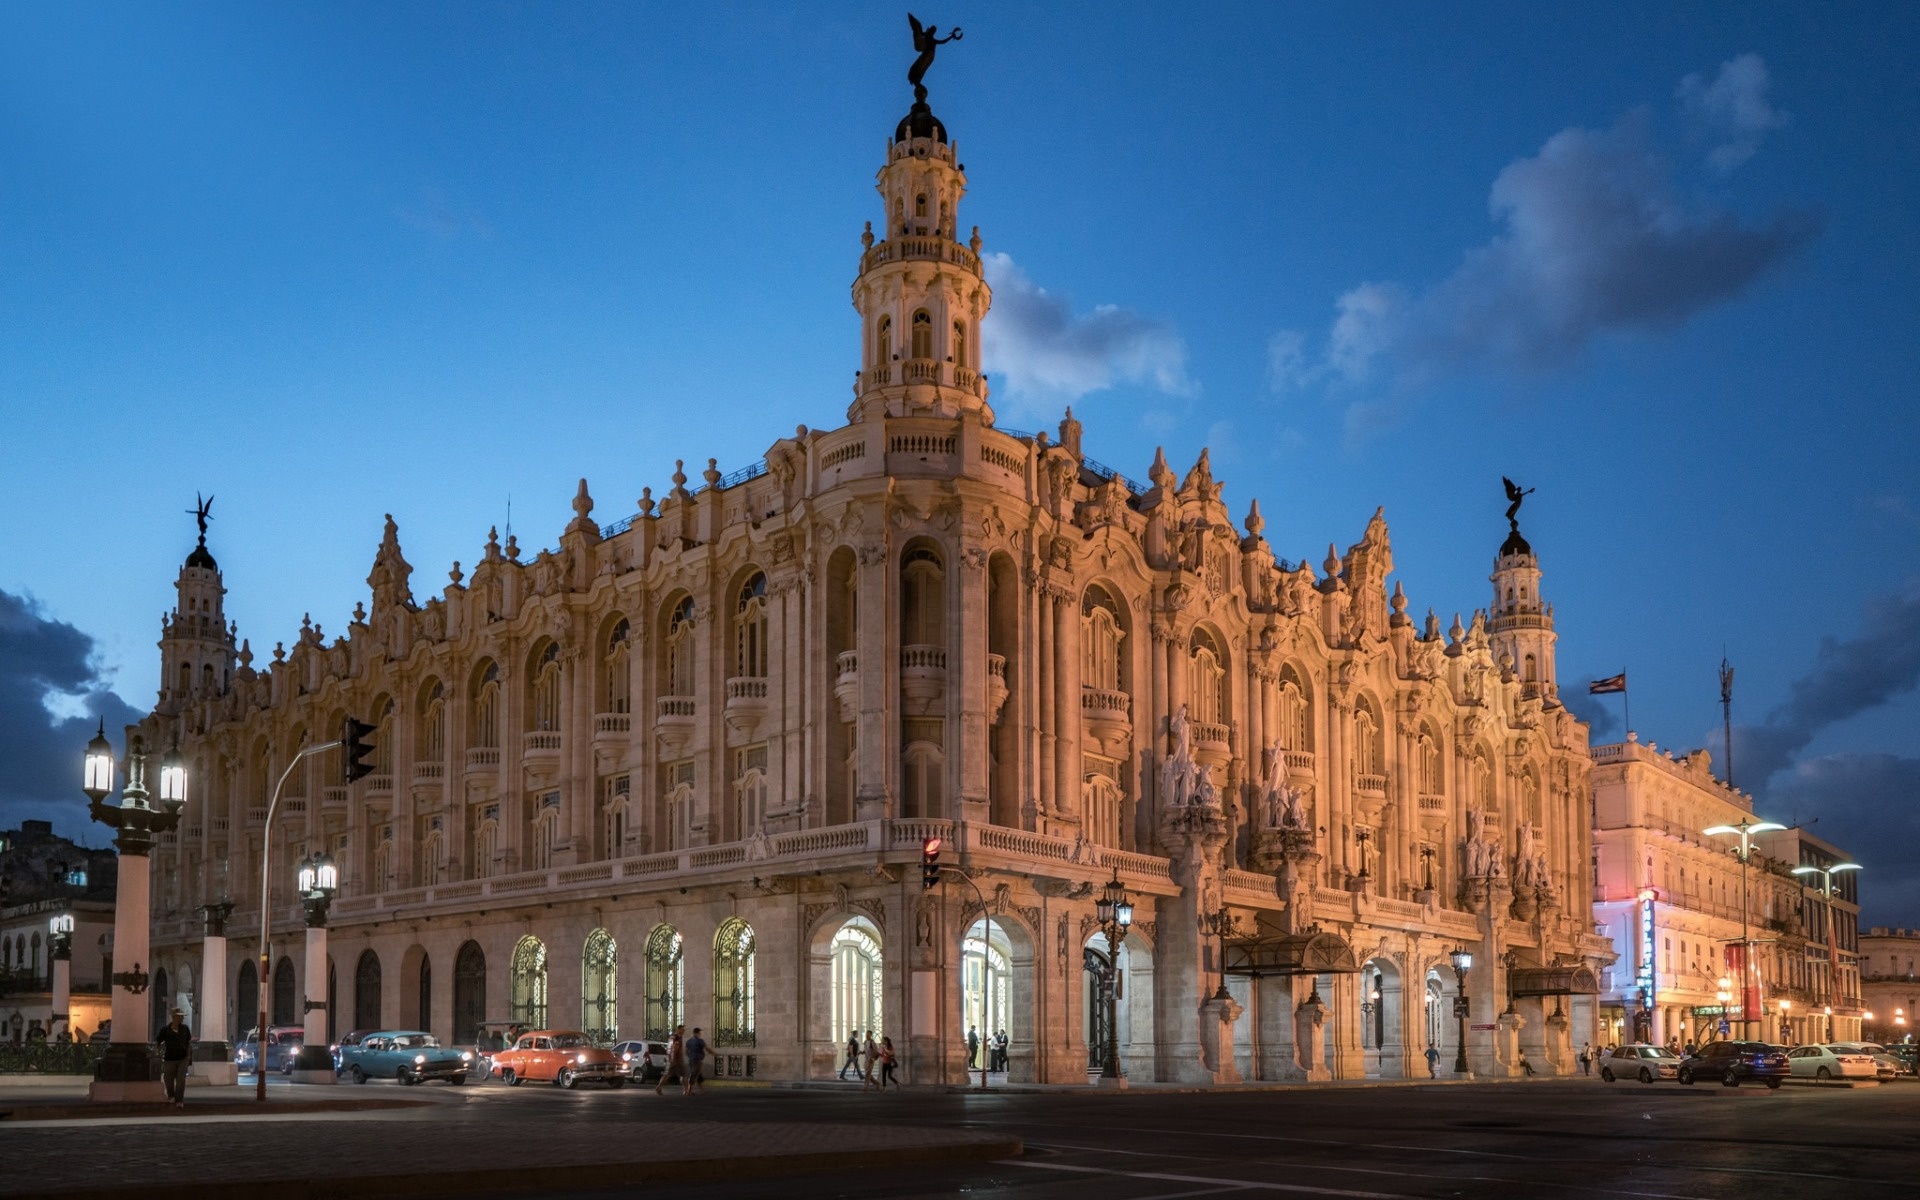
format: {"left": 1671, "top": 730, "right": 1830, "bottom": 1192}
{"left": 290, "top": 921, "right": 336, "bottom": 1085}
{"left": 195, "top": 908, "right": 238, "bottom": 1086}
{"left": 90, "top": 843, "right": 164, "bottom": 1103}
{"left": 1294, "top": 986, "right": 1330, "bottom": 1081}
{"left": 1199, "top": 990, "right": 1244, "bottom": 1084}
{"left": 49, "top": 955, "right": 71, "bottom": 1042}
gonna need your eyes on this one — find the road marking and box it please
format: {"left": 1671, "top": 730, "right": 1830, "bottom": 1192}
{"left": 1129, "top": 1188, "right": 1257, "bottom": 1199}
{"left": 1009, "top": 1160, "right": 1403, "bottom": 1198}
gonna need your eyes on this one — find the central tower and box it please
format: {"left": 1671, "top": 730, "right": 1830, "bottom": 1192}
{"left": 848, "top": 78, "right": 993, "bottom": 422}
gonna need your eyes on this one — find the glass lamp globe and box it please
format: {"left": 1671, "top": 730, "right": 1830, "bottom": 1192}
{"left": 83, "top": 724, "right": 114, "bottom": 801}
{"left": 158, "top": 745, "right": 188, "bottom": 807}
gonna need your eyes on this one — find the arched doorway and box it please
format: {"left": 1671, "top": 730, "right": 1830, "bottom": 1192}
{"left": 453, "top": 941, "right": 486, "bottom": 1046}
{"left": 961, "top": 919, "right": 1011, "bottom": 1073}
{"left": 235, "top": 960, "right": 259, "bottom": 1039}
{"left": 1083, "top": 932, "right": 1153, "bottom": 1081}
{"left": 582, "top": 929, "right": 616, "bottom": 1043}
{"left": 509, "top": 936, "right": 547, "bottom": 1029}
{"left": 809, "top": 916, "right": 883, "bottom": 1076}
{"left": 1424, "top": 969, "right": 1446, "bottom": 1064}
{"left": 1361, "top": 957, "right": 1404, "bottom": 1079}
{"left": 272, "top": 955, "right": 296, "bottom": 1026}
{"left": 355, "top": 950, "right": 382, "bottom": 1031}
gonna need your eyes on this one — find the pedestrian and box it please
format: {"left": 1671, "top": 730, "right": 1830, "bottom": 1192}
{"left": 995, "top": 1029, "right": 1009, "bottom": 1072}
{"left": 684, "top": 1027, "right": 708, "bottom": 1094}
{"left": 879, "top": 1036, "right": 899, "bottom": 1089}
{"left": 655, "top": 1025, "right": 685, "bottom": 1095}
{"left": 1683, "top": 1040, "right": 1696, "bottom": 1058}
{"left": 155, "top": 1008, "right": 193, "bottom": 1109}
{"left": 1518, "top": 1047, "right": 1536, "bottom": 1077}
{"left": 1424, "top": 1043, "right": 1439, "bottom": 1078}
{"left": 839, "top": 1030, "right": 860, "bottom": 1080}
{"left": 965, "top": 1024, "right": 979, "bottom": 1069}
{"left": 862, "top": 1030, "right": 880, "bottom": 1092}
{"left": 1578, "top": 1042, "right": 1592, "bottom": 1076}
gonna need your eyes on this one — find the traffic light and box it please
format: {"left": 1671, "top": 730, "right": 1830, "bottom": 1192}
{"left": 342, "top": 716, "right": 377, "bottom": 784}
{"left": 920, "top": 836, "right": 942, "bottom": 890}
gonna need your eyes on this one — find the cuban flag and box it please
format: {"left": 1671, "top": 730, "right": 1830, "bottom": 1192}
{"left": 1588, "top": 673, "right": 1627, "bottom": 695}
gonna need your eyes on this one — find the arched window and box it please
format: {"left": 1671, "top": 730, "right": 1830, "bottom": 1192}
{"left": 236, "top": 960, "right": 259, "bottom": 1038}
{"left": 643, "top": 925, "right": 685, "bottom": 1039}
{"left": 734, "top": 746, "right": 768, "bottom": 837}
{"left": 529, "top": 800, "right": 559, "bottom": 871}
{"left": 874, "top": 315, "right": 892, "bottom": 366}
{"left": 1353, "top": 698, "right": 1384, "bottom": 776}
{"left": 735, "top": 573, "right": 768, "bottom": 678}
{"left": 418, "top": 680, "right": 445, "bottom": 762}
{"left": 472, "top": 663, "right": 501, "bottom": 749}
{"left": 420, "top": 818, "right": 446, "bottom": 885}
{"left": 910, "top": 309, "right": 933, "bottom": 360}
{"left": 1472, "top": 749, "right": 1497, "bottom": 813}
{"left": 665, "top": 597, "right": 696, "bottom": 697}
{"left": 530, "top": 642, "right": 561, "bottom": 733}
{"left": 510, "top": 935, "right": 547, "bottom": 1029}
{"left": 1523, "top": 653, "right": 1537, "bottom": 683}
{"left": 354, "top": 950, "right": 382, "bottom": 1031}
{"left": 604, "top": 620, "right": 631, "bottom": 714}
{"left": 1190, "top": 630, "right": 1226, "bottom": 726}
{"left": 914, "top": 192, "right": 927, "bottom": 217}
{"left": 1520, "top": 768, "right": 1542, "bottom": 827}
{"left": 371, "top": 826, "right": 394, "bottom": 893}
{"left": 1419, "top": 724, "right": 1445, "bottom": 795}
{"left": 372, "top": 697, "right": 394, "bottom": 777}
{"left": 1081, "top": 587, "right": 1124, "bottom": 692}
{"left": 830, "top": 919, "right": 884, "bottom": 1041}
{"left": 713, "top": 918, "right": 756, "bottom": 1047}
{"left": 902, "top": 738, "right": 944, "bottom": 819}
{"left": 901, "top": 547, "right": 944, "bottom": 646}
{"left": 582, "top": 929, "right": 617, "bottom": 1044}
{"left": 601, "top": 775, "right": 630, "bottom": 860}
{"left": 1086, "top": 772, "right": 1124, "bottom": 848}
{"left": 951, "top": 319, "right": 968, "bottom": 367}
{"left": 272, "top": 954, "right": 297, "bottom": 1025}
{"left": 1276, "top": 668, "right": 1312, "bottom": 751}
{"left": 665, "top": 763, "right": 694, "bottom": 852}
{"left": 453, "top": 942, "right": 486, "bottom": 1046}
{"left": 473, "top": 806, "right": 500, "bottom": 880}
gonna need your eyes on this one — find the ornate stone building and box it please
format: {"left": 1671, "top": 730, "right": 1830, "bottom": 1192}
{"left": 136, "top": 73, "right": 1610, "bottom": 1084}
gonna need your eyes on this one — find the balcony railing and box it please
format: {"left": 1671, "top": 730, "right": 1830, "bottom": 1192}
{"left": 1417, "top": 794, "right": 1446, "bottom": 814}
{"left": 1081, "top": 687, "right": 1129, "bottom": 713}
{"left": 594, "top": 712, "right": 631, "bottom": 736}
{"left": 524, "top": 731, "right": 562, "bottom": 755}
{"left": 413, "top": 762, "right": 445, "bottom": 782}
{"left": 836, "top": 650, "right": 858, "bottom": 680}
{"left": 901, "top": 645, "right": 947, "bottom": 671}
{"left": 657, "top": 696, "right": 695, "bottom": 719}
{"left": 1283, "top": 749, "right": 1315, "bottom": 776}
{"left": 364, "top": 773, "right": 393, "bottom": 793}
{"left": 726, "top": 677, "right": 769, "bottom": 701}
{"left": 1191, "top": 721, "right": 1229, "bottom": 747}
{"left": 465, "top": 747, "right": 501, "bottom": 771}
{"left": 1354, "top": 773, "right": 1388, "bottom": 796}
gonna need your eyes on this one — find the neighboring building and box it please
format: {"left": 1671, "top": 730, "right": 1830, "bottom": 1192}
{"left": 133, "top": 57, "right": 1610, "bottom": 1085}
{"left": 1756, "top": 825, "right": 1863, "bottom": 1045}
{"left": 1859, "top": 927, "right": 1920, "bottom": 1045}
{"left": 0, "top": 820, "right": 118, "bottom": 1041}
{"left": 1590, "top": 740, "right": 1809, "bottom": 1047}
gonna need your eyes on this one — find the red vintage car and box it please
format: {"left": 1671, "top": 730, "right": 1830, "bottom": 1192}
{"left": 487, "top": 1029, "right": 626, "bottom": 1089}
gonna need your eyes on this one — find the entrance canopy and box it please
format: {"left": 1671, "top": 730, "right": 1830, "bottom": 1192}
{"left": 1221, "top": 927, "right": 1358, "bottom": 978}
{"left": 1507, "top": 964, "right": 1601, "bottom": 998}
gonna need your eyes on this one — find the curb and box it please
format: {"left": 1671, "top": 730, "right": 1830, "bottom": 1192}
{"left": 0, "top": 1097, "right": 434, "bottom": 1121}
{"left": 25, "top": 1135, "right": 1024, "bottom": 1200}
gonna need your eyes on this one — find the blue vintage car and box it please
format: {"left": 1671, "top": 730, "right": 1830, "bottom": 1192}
{"left": 335, "top": 1029, "right": 472, "bottom": 1085}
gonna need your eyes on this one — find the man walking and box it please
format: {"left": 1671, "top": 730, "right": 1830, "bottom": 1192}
{"left": 655, "top": 1026, "right": 685, "bottom": 1095}
{"left": 1578, "top": 1042, "right": 1592, "bottom": 1076}
{"left": 683, "top": 1027, "right": 708, "bottom": 1094}
{"left": 862, "top": 1029, "right": 880, "bottom": 1092}
{"left": 965, "top": 1024, "right": 979, "bottom": 1070}
{"left": 839, "top": 1031, "right": 860, "bottom": 1081}
{"left": 156, "top": 1008, "right": 193, "bottom": 1109}
{"left": 1424, "top": 1042, "right": 1439, "bottom": 1078}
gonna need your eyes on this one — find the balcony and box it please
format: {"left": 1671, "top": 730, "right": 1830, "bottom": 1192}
{"left": 1192, "top": 720, "right": 1231, "bottom": 766}
{"left": 523, "top": 731, "right": 562, "bottom": 759}
{"left": 364, "top": 773, "right": 393, "bottom": 794}
{"left": 834, "top": 651, "right": 859, "bottom": 723}
{"left": 1417, "top": 794, "right": 1447, "bottom": 830}
{"left": 987, "top": 653, "right": 1009, "bottom": 725}
{"left": 901, "top": 644, "right": 947, "bottom": 707}
{"left": 1354, "top": 773, "right": 1388, "bottom": 796}
{"left": 656, "top": 695, "right": 696, "bottom": 754}
{"left": 594, "top": 712, "right": 631, "bottom": 739}
{"left": 413, "top": 761, "right": 446, "bottom": 783}
{"left": 1080, "top": 686, "right": 1131, "bottom": 755}
{"left": 725, "top": 676, "right": 770, "bottom": 736}
{"left": 1282, "top": 749, "right": 1316, "bottom": 778}
{"left": 465, "top": 747, "right": 501, "bottom": 774}
{"left": 320, "top": 786, "right": 347, "bottom": 810}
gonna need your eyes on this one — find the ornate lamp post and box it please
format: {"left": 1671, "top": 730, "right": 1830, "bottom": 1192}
{"left": 289, "top": 852, "right": 339, "bottom": 1084}
{"left": 48, "top": 914, "right": 74, "bottom": 1042}
{"left": 81, "top": 722, "right": 186, "bottom": 1101}
{"left": 1093, "top": 870, "right": 1133, "bottom": 1088}
{"left": 1791, "top": 861, "right": 1861, "bottom": 1042}
{"left": 1704, "top": 818, "right": 1786, "bottom": 1040}
{"left": 195, "top": 900, "right": 238, "bottom": 1084}
{"left": 1449, "top": 947, "right": 1473, "bottom": 1076}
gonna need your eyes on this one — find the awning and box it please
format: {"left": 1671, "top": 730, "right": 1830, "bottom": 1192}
{"left": 1220, "top": 928, "right": 1359, "bottom": 978}
{"left": 1507, "top": 964, "right": 1601, "bottom": 997}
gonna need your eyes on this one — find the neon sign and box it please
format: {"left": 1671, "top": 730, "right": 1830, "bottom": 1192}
{"left": 1636, "top": 888, "right": 1658, "bottom": 1011}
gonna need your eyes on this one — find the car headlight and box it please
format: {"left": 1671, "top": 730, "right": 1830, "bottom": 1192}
{"left": 415, "top": 1054, "right": 427, "bottom": 1064}
{"left": 461, "top": 1051, "right": 472, "bottom": 1061}
{"left": 577, "top": 1053, "right": 588, "bottom": 1064}
{"left": 622, "top": 1052, "right": 632, "bottom": 1061}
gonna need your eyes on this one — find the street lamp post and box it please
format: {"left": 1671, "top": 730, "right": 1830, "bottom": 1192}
{"left": 1791, "top": 862, "right": 1861, "bottom": 1043}
{"left": 251, "top": 733, "right": 343, "bottom": 1102}
{"left": 1704, "top": 818, "right": 1787, "bottom": 1040}
{"left": 1449, "top": 947, "right": 1473, "bottom": 1076}
{"left": 289, "top": 853, "right": 339, "bottom": 1084}
{"left": 1093, "top": 870, "right": 1134, "bottom": 1089}
{"left": 81, "top": 723, "right": 187, "bottom": 1102}
{"left": 48, "top": 914, "right": 74, "bottom": 1043}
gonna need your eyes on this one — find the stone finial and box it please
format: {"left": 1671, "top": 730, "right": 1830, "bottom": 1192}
{"left": 1244, "top": 498, "right": 1265, "bottom": 538}
{"left": 1323, "top": 543, "right": 1341, "bottom": 578}
{"left": 504, "top": 533, "right": 520, "bottom": 561}
{"left": 638, "top": 487, "right": 655, "bottom": 518}
{"left": 573, "top": 478, "right": 593, "bottom": 520}
{"left": 449, "top": 561, "right": 464, "bottom": 585}
{"left": 969, "top": 225, "right": 982, "bottom": 254}
{"left": 703, "top": 458, "right": 722, "bottom": 489}
{"left": 273, "top": 641, "right": 285, "bottom": 663}
{"left": 670, "top": 460, "right": 690, "bottom": 499}
{"left": 485, "top": 526, "right": 502, "bottom": 563}
{"left": 1423, "top": 608, "right": 1441, "bottom": 641}
{"left": 1448, "top": 612, "right": 1465, "bottom": 644}
{"left": 861, "top": 220, "right": 874, "bottom": 249}
{"left": 1148, "top": 446, "right": 1174, "bottom": 491}
{"left": 352, "top": 601, "right": 367, "bottom": 624}
{"left": 238, "top": 639, "right": 253, "bottom": 669}
{"left": 1390, "top": 581, "right": 1409, "bottom": 625}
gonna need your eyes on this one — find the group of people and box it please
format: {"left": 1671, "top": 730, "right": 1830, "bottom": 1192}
{"left": 653, "top": 1025, "right": 710, "bottom": 1094}
{"left": 965, "top": 1025, "right": 1009, "bottom": 1072}
{"left": 838, "top": 1030, "right": 900, "bottom": 1089}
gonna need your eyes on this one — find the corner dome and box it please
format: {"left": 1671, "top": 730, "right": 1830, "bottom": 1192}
{"left": 186, "top": 540, "right": 218, "bottom": 571}
{"left": 1499, "top": 529, "right": 1533, "bottom": 558}
{"left": 894, "top": 101, "right": 947, "bottom": 144}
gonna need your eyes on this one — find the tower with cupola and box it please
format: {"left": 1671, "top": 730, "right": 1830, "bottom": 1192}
{"left": 1488, "top": 495, "right": 1558, "bottom": 702}
{"left": 157, "top": 501, "right": 236, "bottom": 714}
{"left": 848, "top": 69, "right": 993, "bottom": 422}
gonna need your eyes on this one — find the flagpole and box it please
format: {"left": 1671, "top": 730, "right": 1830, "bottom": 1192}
{"left": 1623, "top": 676, "right": 1631, "bottom": 738}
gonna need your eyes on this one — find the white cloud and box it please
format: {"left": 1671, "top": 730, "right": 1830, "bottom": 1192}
{"left": 1678, "top": 53, "right": 1787, "bottom": 172}
{"left": 1270, "top": 55, "right": 1815, "bottom": 429}
{"left": 981, "top": 253, "right": 1193, "bottom": 401}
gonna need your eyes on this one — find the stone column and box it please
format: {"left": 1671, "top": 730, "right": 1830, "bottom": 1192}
{"left": 290, "top": 896, "right": 336, "bottom": 1084}
{"left": 194, "top": 902, "right": 238, "bottom": 1085}
{"left": 1159, "top": 798, "right": 1235, "bottom": 1085}
{"left": 88, "top": 741, "right": 169, "bottom": 1102}
{"left": 49, "top": 932, "right": 72, "bottom": 1043}
{"left": 1294, "top": 982, "right": 1330, "bottom": 1081}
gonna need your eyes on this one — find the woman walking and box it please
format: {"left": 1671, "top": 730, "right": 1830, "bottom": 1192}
{"left": 879, "top": 1036, "right": 899, "bottom": 1089}
{"left": 655, "top": 1025, "right": 686, "bottom": 1095}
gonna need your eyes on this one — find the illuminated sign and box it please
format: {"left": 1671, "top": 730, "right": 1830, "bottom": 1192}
{"left": 1635, "top": 890, "right": 1658, "bottom": 1009}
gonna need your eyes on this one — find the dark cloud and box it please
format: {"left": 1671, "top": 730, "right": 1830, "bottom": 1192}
{"left": 0, "top": 589, "right": 143, "bottom": 837}
{"left": 981, "top": 252, "right": 1193, "bottom": 403}
{"left": 1678, "top": 53, "right": 1788, "bottom": 173}
{"left": 1768, "top": 753, "right": 1920, "bottom": 925}
{"left": 1562, "top": 678, "right": 1622, "bottom": 740}
{"left": 1271, "top": 55, "right": 1816, "bottom": 430}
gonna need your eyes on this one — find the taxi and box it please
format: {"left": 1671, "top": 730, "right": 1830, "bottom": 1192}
{"left": 487, "top": 1029, "right": 626, "bottom": 1089}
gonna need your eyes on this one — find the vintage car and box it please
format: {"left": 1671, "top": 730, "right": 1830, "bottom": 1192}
{"left": 336, "top": 1029, "right": 472, "bottom": 1085}
{"left": 487, "top": 1029, "right": 626, "bottom": 1089}
{"left": 234, "top": 1026, "right": 306, "bottom": 1075}
{"left": 469, "top": 1019, "right": 529, "bottom": 1080}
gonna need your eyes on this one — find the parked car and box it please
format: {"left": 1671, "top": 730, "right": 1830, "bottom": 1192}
{"left": 1600, "top": 1044, "right": 1682, "bottom": 1083}
{"left": 234, "top": 1026, "right": 306, "bottom": 1075}
{"left": 1884, "top": 1044, "right": 1919, "bottom": 1076}
{"left": 487, "top": 1029, "right": 626, "bottom": 1089}
{"left": 469, "top": 1020, "right": 529, "bottom": 1081}
{"left": 1676, "top": 1040, "right": 1788, "bottom": 1088}
{"left": 1786, "top": 1044, "right": 1878, "bottom": 1081}
{"left": 336, "top": 1030, "right": 472, "bottom": 1085}
{"left": 610, "top": 1039, "right": 671, "bottom": 1082}
{"left": 1827, "top": 1042, "right": 1902, "bottom": 1081}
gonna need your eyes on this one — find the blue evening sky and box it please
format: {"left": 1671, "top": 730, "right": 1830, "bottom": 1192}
{"left": 3, "top": 3, "right": 1917, "bottom": 916}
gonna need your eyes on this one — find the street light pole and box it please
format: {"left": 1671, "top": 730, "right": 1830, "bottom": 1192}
{"left": 290, "top": 852, "right": 339, "bottom": 1084}
{"left": 1705, "top": 818, "right": 1786, "bottom": 1041}
{"left": 1449, "top": 947, "right": 1473, "bottom": 1076}
{"left": 254, "top": 737, "right": 339, "bottom": 1102}
{"left": 1094, "top": 870, "right": 1133, "bottom": 1088}
{"left": 48, "top": 915, "right": 74, "bottom": 1043}
{"left": 1791, "top": 862, "right": 1860, "bottom": 1044}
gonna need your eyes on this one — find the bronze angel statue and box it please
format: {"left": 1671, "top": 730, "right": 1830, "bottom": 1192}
{"left": 907, "top": 14, "right": 962, "bottom": 101}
